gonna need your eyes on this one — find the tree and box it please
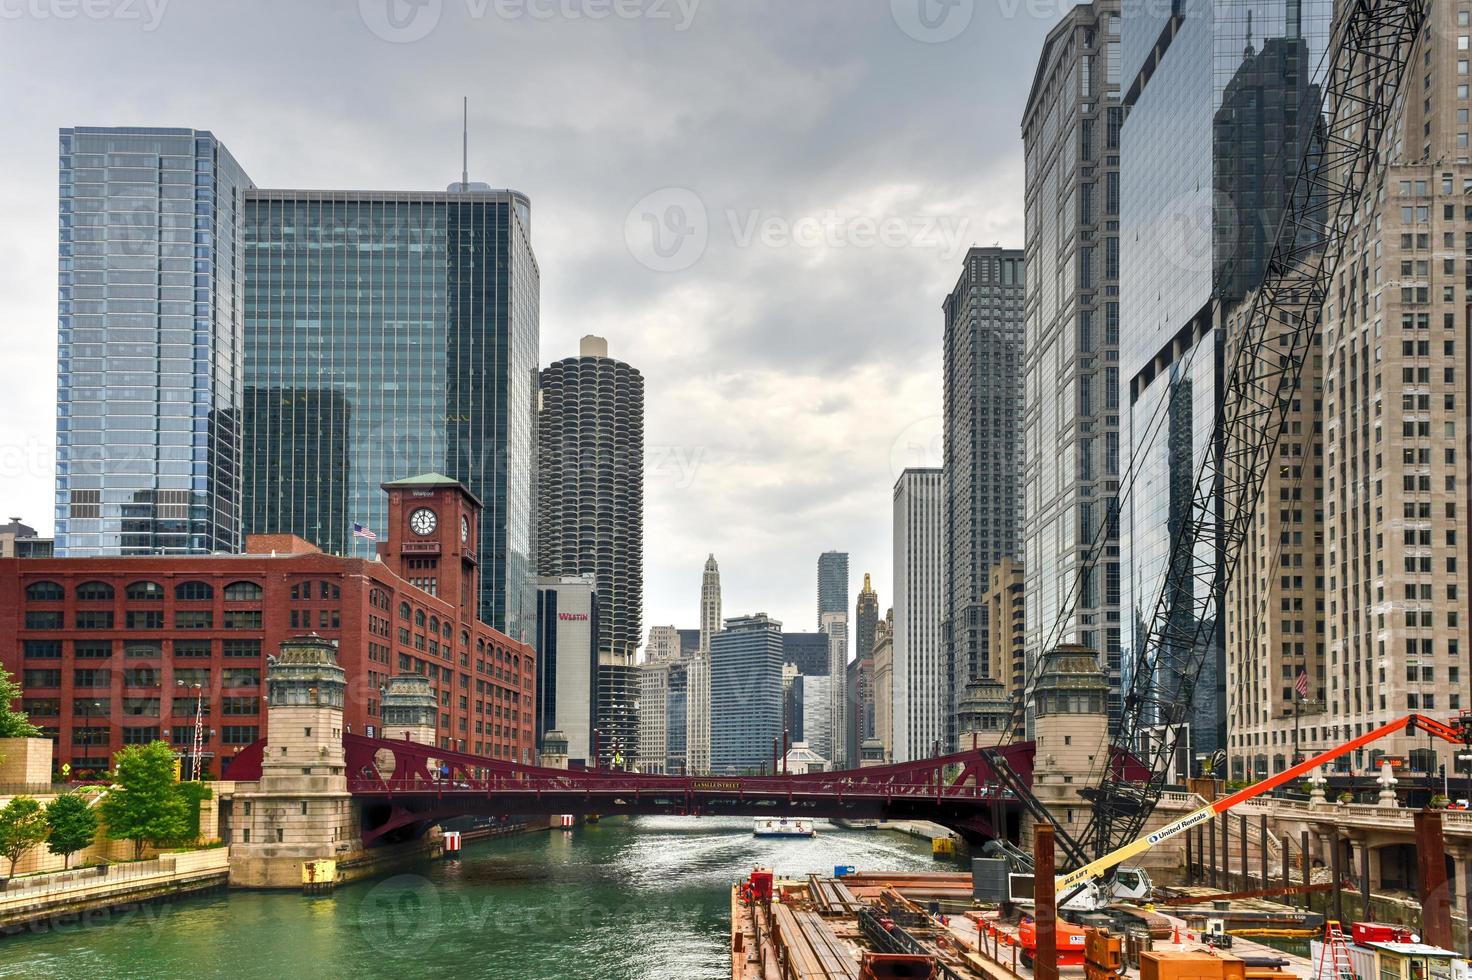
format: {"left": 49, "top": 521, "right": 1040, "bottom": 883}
{"left": 100, "top": 742, "right": 191, "bottom": 860}
{"left": 44, "top": 793, "right": 98, "bottom": 869}
{"left": 0, "top": 796, "right": 48, "bottom": 877}
{"left": 0, "top": 663, "right": 40, "bottom": 739}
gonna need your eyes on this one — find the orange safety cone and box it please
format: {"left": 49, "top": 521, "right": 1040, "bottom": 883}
{"left": 1173, "top": 927, "right": 1181, "bottom": 944}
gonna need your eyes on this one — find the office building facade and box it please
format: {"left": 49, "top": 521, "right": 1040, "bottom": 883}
{"left": 4, "top": 476, "right": 536, "bottom": 774}
{"left": 55, "top": 127, "right": 254, "bottom": 559}
{"left": 942, "top": 247, "right": 1025, "bottom": 750}
{"left": 242, "top": 186, "right": 540, "bottom": 642}
{"left": 1119, "top": 0, "right": 1329, "bottom": 761}
{"left": 535, "top": 574, "right": 598, "bottom": 766}
{"left": 710, "top": 613, "right": 783, "bottom": 775}
{"left": 892, "top": 468, "right": 946, "bottom": 762}
{"left": 1289, "top": 0, "right": 1472, "bottom": 774}
{"left": 820, "top": 610, "right": 848, "bottom": 768}
{"left": 1021, "top": 0, "right": 1123, "bottom": 730}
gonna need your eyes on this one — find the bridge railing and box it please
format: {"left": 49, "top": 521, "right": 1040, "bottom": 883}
{"left": 346, "top": 774, "right": 1019, "bottom": 799}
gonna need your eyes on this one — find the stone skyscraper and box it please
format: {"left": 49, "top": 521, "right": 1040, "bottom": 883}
{"left": 700, "top": 554, "right": 721, "bottom": 654}
{"left": 687, "top": 553, "right": 720, "bottom": 774}
{"left": 942, "top": 247, "right": 1025, "bottom": 750}
{"left": 850, "top": 573, "right": 879, "bottom": 765}
{"left": 537, "top": 335, "right": 645, "bottom": 767}
{"left": 892, "top": 468, "right": 946, "bottom": 763}
{"left": 55, "top": 128, "right": 253, "bottom": 558}
{"left": 1227, "top": 0, "right": 1472, "bottom": 777}
{"left": 855, "top": 574, "right": 879, "bottom": 662}
{"left": 1021, "top": 0, "right": 1123, "bottom": 730}
{"left": 820, "top": 610, "right": 848, "bottom": 767}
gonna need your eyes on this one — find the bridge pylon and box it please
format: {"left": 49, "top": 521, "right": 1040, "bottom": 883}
{"left": 1025, "top": 644, "right": 1110, "bottom": 848}
{"left": 228, "top": 634, "right": 358, "bottom": 889}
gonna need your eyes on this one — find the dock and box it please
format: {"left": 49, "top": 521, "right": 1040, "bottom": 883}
{"left": 732, "top": 870, "right": 1332, "bottom": 980}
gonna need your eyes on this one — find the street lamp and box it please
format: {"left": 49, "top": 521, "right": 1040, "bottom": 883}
{"left": 177, "top": 680, "right": 204, "bottom": 781}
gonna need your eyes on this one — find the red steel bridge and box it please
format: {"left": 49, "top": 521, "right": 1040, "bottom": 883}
{"left": 228, "top": 734, "right": 1148, "bottom": 846}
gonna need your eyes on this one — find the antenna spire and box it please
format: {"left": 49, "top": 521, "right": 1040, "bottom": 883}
{"left": 461, "top": 96, "right": 469, "bottom": 188}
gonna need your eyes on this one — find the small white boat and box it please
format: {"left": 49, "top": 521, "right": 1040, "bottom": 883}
{"left": 753, "top": 817, "right": 815, "bottom": 838}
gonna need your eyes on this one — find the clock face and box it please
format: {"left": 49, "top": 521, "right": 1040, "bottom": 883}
{"left": 409, "top": 508, "right": 437, "bottom": 536}
{"left": 461, "top": 515, "right": 470, "bottom": 542}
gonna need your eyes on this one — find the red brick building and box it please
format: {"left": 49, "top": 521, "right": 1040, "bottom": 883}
{"left": 0, "top": 475, "right": 535, "bottom": 776}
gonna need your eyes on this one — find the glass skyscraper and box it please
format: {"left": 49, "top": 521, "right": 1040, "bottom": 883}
{"left": 1119, "top": 0, "right": 1329, "bottom": 759}
{"left": 242, "top": 188, "right": 540, "bottom": 641}
{"left": 710, "top": 614, "right": 784, "bottom": 775}
{"left": 55, "top": 128, "right": 253, "bottom": 557}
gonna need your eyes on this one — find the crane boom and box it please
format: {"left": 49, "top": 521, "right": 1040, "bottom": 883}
{"left": 1056, "top": 713, "right": 1471, "bottom": 893}
{"left": 1061, "top": 0, "right": 1430, "bottom": 867}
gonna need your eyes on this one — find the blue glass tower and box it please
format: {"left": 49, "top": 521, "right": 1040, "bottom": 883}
{"left": 55, "top": 127, "right": 254, "bottom": 556}
{"left": 1119, "top": 0, "right": 1329, "bottom": 757}
{"left": 710, "top": 614, "right": 784, "bottom": 775}
{"left": 242, "top": 187, "right": 540, "bottom": 640}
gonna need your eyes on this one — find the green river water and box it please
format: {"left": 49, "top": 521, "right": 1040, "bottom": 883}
{"left": 0, "top": 817, "right": 941, "bottom": 979}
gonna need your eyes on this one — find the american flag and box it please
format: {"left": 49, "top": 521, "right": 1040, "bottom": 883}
{"left": 352, "top": 522, "right": 378, "bottom": 541}
{"left": 1295, "top": 670, "right": 1310, "bottom": 700}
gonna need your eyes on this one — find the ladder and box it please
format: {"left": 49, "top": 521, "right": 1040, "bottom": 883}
{"left": 1316, "top": 921, "right": 1358, "bottom": 980}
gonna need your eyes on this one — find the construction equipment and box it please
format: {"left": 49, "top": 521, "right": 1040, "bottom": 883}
{"left": 1084, "top": 928, "right": 1126, "bottom": 980}
{"left": 982, "top": 0, "right": 1434, "bottom": 907}
{"left": 1018, "top": 914, "right": 1088, "bottom": 969}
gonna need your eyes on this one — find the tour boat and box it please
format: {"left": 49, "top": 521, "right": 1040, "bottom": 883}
{"left": 753, "top": 817, "right": 815, "bottom": 838}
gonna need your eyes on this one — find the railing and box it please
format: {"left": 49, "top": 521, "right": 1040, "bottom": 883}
{"left": 348, "top": 775, "right": 1016, "bottom": 800}
{"left": 0, "top": 856, "right": 177, "bottom": 899}
{"left": 0, "top": 782, "right": 69, "bottom": 798}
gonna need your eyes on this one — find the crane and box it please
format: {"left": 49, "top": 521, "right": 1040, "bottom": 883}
{"left": 983, "top": 0, "right": 1432, "bottom": 898}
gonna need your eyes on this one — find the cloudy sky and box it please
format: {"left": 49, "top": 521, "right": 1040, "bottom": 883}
{"left": 0, "top": 0, "right": 1062, "bottom": 645}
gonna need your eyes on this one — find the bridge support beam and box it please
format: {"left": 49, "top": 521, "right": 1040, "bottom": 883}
{"left": 1416, "top": 809, "right": 1454, "bottom": 949}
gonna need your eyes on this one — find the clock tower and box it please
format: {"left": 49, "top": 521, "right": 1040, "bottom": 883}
{"left": 380, "top": 473, "right": 482, "bottom": 611}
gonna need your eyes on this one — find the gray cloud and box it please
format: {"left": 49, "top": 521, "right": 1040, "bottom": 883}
{"left": 0, "top": 0, "right": 1062, "bottom": 640}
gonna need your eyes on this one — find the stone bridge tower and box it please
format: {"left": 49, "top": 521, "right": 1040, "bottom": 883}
{"left": 230, "top": 634, "right": 358, "bottom": 888}
{"left": 1028, "top": 643, "right": 1110, "bottom": 844}
{"left": 380, "top": 674, "right": 439, "bottom": 745}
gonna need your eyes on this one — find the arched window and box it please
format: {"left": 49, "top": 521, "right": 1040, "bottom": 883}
{"left": 174, "top": 581, "right": 213, "bottom": 601}
{"left": 75, "top": 581, "right": 115, "bottom": 601}
{"left": 461, "top": 630, "right": 470, "bottom": 647}
{"left": 427, "top": 616, "right": 439, "bottom": 635}
{"left": 443, "top": 622, "right": 453, "bottom": 638}
{"left": 25, "top": 581, "right": 64, "bottom": 601}
{"left": 476, "top": 638, "right": 485, "bottom": 653}
{"left": 399, "top": 601, "right": 411, "bottom": 620}
{"left": 125, "top": 581, "right": 164, "bottom": 601}
{"left": 223, "top": 581, "right": 263, "bottom": 602}
{"left": 414, "top": 609, "right": 426, "bottom": 628}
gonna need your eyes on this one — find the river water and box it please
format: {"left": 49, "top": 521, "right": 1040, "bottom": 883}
{"left": 0, "top": 817, "right": 942, "bottom": 979}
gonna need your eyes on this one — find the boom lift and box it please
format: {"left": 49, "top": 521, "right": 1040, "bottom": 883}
{"left": 980, "top": 0, "right": 1433, "bottom": 906}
